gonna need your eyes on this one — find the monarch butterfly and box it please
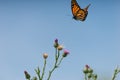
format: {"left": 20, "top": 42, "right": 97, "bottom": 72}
{"left": 71, "top": 0, "right": 90, "bottom": 21}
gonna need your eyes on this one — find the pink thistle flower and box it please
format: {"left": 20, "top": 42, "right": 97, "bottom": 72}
{"left": 62, "top": 49, "right": 69, "bottom": 57}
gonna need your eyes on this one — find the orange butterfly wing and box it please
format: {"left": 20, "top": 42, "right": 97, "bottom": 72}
{"left": 71, "top": 0, "right": 90, "bottom": 21}
{"left": 71, "top": 0, "right": 81, "bottom": 17}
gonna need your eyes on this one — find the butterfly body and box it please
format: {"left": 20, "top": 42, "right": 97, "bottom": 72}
{"left": 71, "top": 0, "right": 90, "bottom": 21}
{"left": 72, "top": 9, "right": 88, "bottom": 21}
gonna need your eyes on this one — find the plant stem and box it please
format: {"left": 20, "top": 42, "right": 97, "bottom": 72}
{"left": 47, "top": 49, "right": 60, "bottom": 80}
{"left": 112, "top": 66, "right": 120, "bottom": 80}
{"left": 57, "top": 57, "right": 64, "bottom": 66}
{"left": 55, "top": 48, "right": 57, "bottom": 61}
{"left": 47, "top": 65, "right": 56, "bottom": 80}
{"left": 35, "top": 67, "right": 41, "bottom": 80}
{"left": 112, "top": 71, "right": 120, "bottom": 80}
{"left": 85, "top": 74, "right": 87, "bottom": 80}
{"left": 27, "top": 79, "right": 30, "bottom": 80}
{"left": 40, "top": 59, "right": 47, "bottom": 80}
{"left": 112, "top": 68, "right": 117, "bottom": 80}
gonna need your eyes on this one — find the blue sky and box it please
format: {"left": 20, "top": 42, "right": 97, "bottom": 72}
{"left": 0, "top": 0, "right": 120, "bottom": 80}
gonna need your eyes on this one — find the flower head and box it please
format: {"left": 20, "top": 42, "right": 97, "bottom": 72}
{"left": 54, "top": 38, "right": 59, "bottom": 48}
{"left": 85, "top": 65, "right": 90, "bottom": 69}
{"left": 83, "top": 65, "right": 90, "bottom": 74}
{"left": 57, "top": 45, "right": 63, "bottom": 51}
{"left": 62, "top": 49, "right": 69, "bottom": 57}
{"left": 55, "top": 38, "right": 58, "bottom": 43}
{"left": 43, "top": 53, "right": 48, "bottom": 59}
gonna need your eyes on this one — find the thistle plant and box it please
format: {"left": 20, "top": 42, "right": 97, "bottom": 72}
{"left": 83, "top": 65, "right": 120, "bottom": 80}
{"left": 24, "top": 39, "right": 69, "bottom": 80}
{"left": 24, "top": 39, "right": 120, "bottom": 80}
{"left": 83, "top": 65, "right": 97, "bottom": 80}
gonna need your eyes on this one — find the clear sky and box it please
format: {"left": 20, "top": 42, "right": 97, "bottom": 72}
{"left": 0, "top": 0, "right": 120, "bottom": 80}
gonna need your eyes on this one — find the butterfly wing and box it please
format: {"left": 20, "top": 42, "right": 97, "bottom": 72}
{"left": 71, "top": 0, "right": 81, "bottom": 18}
{"left": 71, "top": 0, "right": 90, "bottom": 21}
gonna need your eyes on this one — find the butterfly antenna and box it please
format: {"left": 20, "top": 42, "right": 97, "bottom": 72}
{"left": 84, "top": 4, "right": 91, "bottom": 11}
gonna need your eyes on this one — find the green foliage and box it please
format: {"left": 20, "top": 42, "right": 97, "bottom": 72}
{"left": 24, "top": 39, "right": 120, "bottom": 80}
{"left": 24, "top": 39, "right": 69, "bottom": 80}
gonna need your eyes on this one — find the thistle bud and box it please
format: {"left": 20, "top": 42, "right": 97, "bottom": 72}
{"left": 85, "top": 65, "right": 90, "bottom": 69}
{"left": 43, "top": 53, "right": 48, "bottom": 59}
{"left": 83, "top": 67, "right": 88, "bottom": 74}
{"left": 94, "top": 74, "right": 97, "bottom": 79}
{"left": 54, "top": 39, "right": 59, "bottom": 48}
{"left": 24, "top": 71, "right": 31, "bottom": 79}
{"left": 83, "top": 65, "right": 90, "bottom": 74}
{"left": 57, "top": 45, "right": 63, "bottom": 51}
{"left": 88, "top": 73, "right": 92, "bottom": 78}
